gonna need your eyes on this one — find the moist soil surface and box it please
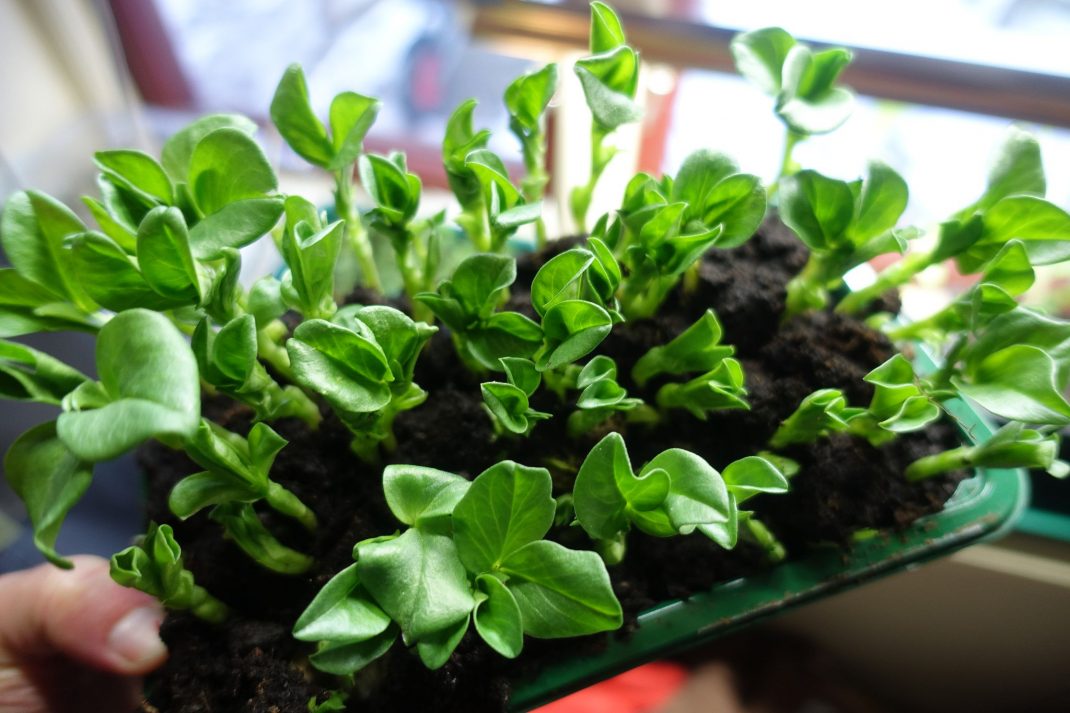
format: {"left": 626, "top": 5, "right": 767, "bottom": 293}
{"left": 139, "top": 218, "right": 963, "bottom": 713}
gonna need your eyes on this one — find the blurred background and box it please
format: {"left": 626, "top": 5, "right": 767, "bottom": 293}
{"left": 1, "top": 0, "right": 1068, "bottom": 711}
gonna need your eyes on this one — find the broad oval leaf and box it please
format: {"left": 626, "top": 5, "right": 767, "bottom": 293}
{"left": 188, "top": 197, "right": 284, "bottom": 260}
{"left": 161, "top": 113, "right": 257, "bottom": 181}
{"left": 310, "top": 626, "right": 397, "bottom": 677}
{"left": 954, "top": 344, "right": 1070, "bottom": 425}
{"left": 531, "top": 249, "right": 596, "bottom": 317}
{"left": 453, "top": 461, "right": 555, "bottom": 573}
{"left": 573, "top": 432, "right": 631, "bottom": 540}
{"left": 137, "top": 206, "right": 200, "bottom": 302}
{"left": 500, "top": 540, "right": 622, "bottom": 638}
{"left": 355, "top": 528, "right": 474, "bottom": 641}
{"left": 539, "top": 300, "right": 613, "bottom": 371}
{"left": 0, "top": 191, "right": 91, "bottom": 306}
{"left": 779, "top": 170, "right": 855, "bottom": 252}
{"left": 641, "top": 448, "right": 730, "bottom": 530}
{"left": 329, "top": 91, "right": 380, "bottom": 169}
{"left": 188, "top": 128, "right": 278, "bottom": 216}
{"left": 288, "top": 319, "right": 393, "bottom": 414}
{"left": 58, "top": 310, "right": 200, "bottom": 462}
{"left": 95, "top": 150, "right": 173, "bottom": 205}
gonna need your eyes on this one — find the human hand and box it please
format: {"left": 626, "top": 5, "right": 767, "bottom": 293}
{"left": 0, "top": 555, "right": 167, "bottom": 713}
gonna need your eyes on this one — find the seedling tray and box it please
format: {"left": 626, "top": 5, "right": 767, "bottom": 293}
{"left": 511, "top": 393, "right": 1029, "bottom": 710}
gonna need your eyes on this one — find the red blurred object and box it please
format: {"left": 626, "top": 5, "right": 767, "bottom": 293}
{"left": 533, "top": 662, "right": 689, "bottom": 713}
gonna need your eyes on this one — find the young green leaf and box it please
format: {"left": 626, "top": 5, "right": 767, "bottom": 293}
{"left": 161, "top": 114, "right": 257, "bottom": 182}
{"left": 473, "top": 574, "right": 524, "bottom": 659}
{"left": 94, "top": 150, "right": 174, "bottom": 206}
{"left": 310, "top": 626, "right": 398, "bottom": 677}
{"left": 209, "top": 502, "right": 313, "bottom": 574}
{"left": 631, "top": 310, "right": 734, "bottom": 386}
{"left": 537, "top": 300, "right": 614, "bottom": 371}
{"left": 768, "top": 388, "right": 856, "bottom": 449}
{"left": 57, "top": 309, "right": 200, "bottom": 462}
{"left": 655, "top": 357, "right": 749, "bottom": 419}
{"left": 287, "top": 318, "right": 394, "bottom": 416}
{"left": 110, "top": 522, "right": 228, "bottom": 622}
{"left": 730, "top": 27, "right": 796, "bottom": 95}
{"left": 4, "top": 421, "right": 93, "bottom": 568}
{"left": 721, "top": 456, "right": 789, "bottom": 504}
{"left": 0, "top": 340, "right": 87, "bottom": 404}
{"left": 270, "top": 64, "right": 335, "bottom": 167}
{"left": 293, "top": 564, "right": 393, "bottom": 643}
{"left": 907, "top": 422, "right": 1064, "bottom": 480}
{"left": 382, "top": 464, "right": 471, "bottom": 532}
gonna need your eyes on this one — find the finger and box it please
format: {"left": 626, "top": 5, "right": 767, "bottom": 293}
{"left": 0, "top": 555, "right": 168, "bottom": 675}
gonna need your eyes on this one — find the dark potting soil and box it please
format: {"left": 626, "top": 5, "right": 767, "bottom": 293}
{"left": 138, "top": 218, "right": 963, "bottom": 713}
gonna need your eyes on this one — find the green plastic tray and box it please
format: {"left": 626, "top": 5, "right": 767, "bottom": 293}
{"left": 510, "top": 394, "right": 1029, "bottom": 710}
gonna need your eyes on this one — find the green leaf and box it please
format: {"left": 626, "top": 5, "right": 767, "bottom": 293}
{"left": 976, "top": 196, "right": 1070, "bottom": 266}
{"left": 531, "top": 249, "right": 597, "bottom": 317}
{"left": 779, "top": 170, "right": 855, "bottom": 251}
{"left": 0, "top": 340, "right": 87, "bottom": 404}
{"left": 161, "top": 114, "right": 257, "bottom": 181}
{"left": 501, "top": 540, "right": 622, "bottom": 638}
{"left": 188, "top": 197, "right": 285, "bottom": 259}
{"left": 247, "top": 276, "right": 286, "bottom": 328}
{"left": 448, "top": 253, "right": 517, "bottom": 318}
{"left": 673, "top": 150, "right": 737, "bottom": 216}
{"left": 574, "top": 56, "right": 642, "bottom": 132}
{"left": 287, "top": 319, "right": 393, "bottom": 414}
{"left": 310, "top": 626, "right": 397, "bottom": 676}
{"left": 538, "top": 300, "right": 613, "bottom": 371}
{"left": 356, "top": 528, "right": 474, "bottom": 640}
{"left": 465, "top": 149, "right": 521, "bottom": 209}
{"left": 1, "top": 191, "right": 91, "bottom": 306}
{"left": 501, "top": 357, "right": 542, "bottom": 397}
{"left": 416, "top": 615, "right": 469, "bottom": 669}
{"left": 589, "top": 1, "right": 626, "bottom": 53}
{"left": 328, "top": 91, "right": 380, "bottom": 169}
{"left": 67, "top": 231, "right": 179, "bottom": 312}
{"left": 573, "top": 432, "right": 630, "bottom": 540}
{"left": 4, "top": 421, "right": 93, "bottom": 568}
{"left": 505, "top": 63, "right": 558, "bottom": 135}
{"left": 168, "top": 470, "right": 260, "bottom": 519}
{"left": 768, "top": 388, "right": 852, "bottom": 449}
{"left": 359, "top": 153, "right": 419, "bottom": 226}
{"left": 777, "top": 45, "right": 854, "bottom": 135}
{"left": 210, "top": 502, "right": 313, "bottom": 574}
{"left": 722, "top": 456, "right": 789, "bottom": 504}
{"left": 57, "top": 309, "right": 200, "bottom": 462}
{"left": 83, "top": 195, "right": 137, "bottom": 252}
{"left": 468, "top": 312, "right": 544, "bottom": 369}
{"left": 482, "top": 382, "right": 537, "bottom": 435}
{"left": 137, "top": 206, "right": 200, "bottom": 302}
{"left": 975, "top": 126, "right": 1046, "bottom": 213}
{"left": 849, "top": 162, "right": 908, "bottom": 243}
{"left": 270, "top": 64, "right": 334, "bottom": 168}
{"left": 282, "top": 210, "right": 344, "bottom": 318}
{"left": 350, "top": 305, "right": 437, "bottom": 382}
{"left": 655, "top": 358, "right": 749, "bottom": 419}
{"left": 452, "top": 461, "right": 554, "bottom": 573}
{"left": 731, "top": 27, "right": 796, "bottom": 95}
{"left": 94, "top": 150, "right": 173, "bottom": 205}
{"left": 188, "top": 128, "right": 278, "bottom": 216}
{"left": 443, "top": 99, "right": 491, "bottom": 174}
{"left": 632, "top": 310, "right": 733, "bottom": 385}
{"left": 474, "top": 574, "right": 523, "bottom": 659}
{"left": 954, "top": 344, "right": 1070, "bottom": 425}
{"left": 293, "top": 564, "right": 392, "bottom": 643}
{"left": 697, "top": 494, "right": 739, "bottom": 549}
{"left": 640, "top": 449, "right": 730, "bottom": 530}
{"left": 382, "top": 465, "right": 470, "bottom": 530}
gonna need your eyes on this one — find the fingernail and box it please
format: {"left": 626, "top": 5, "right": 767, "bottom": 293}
{"left": 107, "top": 606, "right": 167, "bottom": 668}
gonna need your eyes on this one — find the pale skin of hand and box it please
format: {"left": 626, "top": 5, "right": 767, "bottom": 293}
{"left": 0, "top": 555, "right": 167, "bottom": 713}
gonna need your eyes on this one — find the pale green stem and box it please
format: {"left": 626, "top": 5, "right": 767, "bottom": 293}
{"left": 257, "top": 319, "right": 294, "bottom": 381}
{"left": 265, "top": 480, "right": 318, "bottom": 531}
{"left": 905, "top": 446, "right": 972, "bottom": 481}
{"left": 836, "top": 249, "right": 935, "bottom": 315}
{"left": 334, "top": 169, "right": 382, "bottom": 293}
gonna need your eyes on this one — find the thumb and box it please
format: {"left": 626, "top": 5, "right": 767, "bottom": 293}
{"left": 0, "top": 555, "right": 168, "bottom": 674}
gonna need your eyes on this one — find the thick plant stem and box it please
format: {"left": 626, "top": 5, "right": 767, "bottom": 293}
{"left": 570, "top": 128, "right": 611, "bottom": 234}
{"left": 521, "top": 133, "right": 550, "bottom": 250}
{"left": 836, "top": 249, "right": 934, "bottom": 315}
{"left": 274, "top": 385, "right": 322, "bottom": 428}
{"left": 265, "top": 480, "right": 318, "bottom": 531}
{"left": 905, "top": 447, "right": 972, "bottom": 481}
{"left": 768, "top": 130, "right": 803, "bottom": 200}
{"left": 190, "top": 587, "right": 229, "bottom": 624}
{"left": 334, "top": 169, "right": 382, "bottom": 293}
{"left": 257, "top": 319, "right": 294, "bottom": 381}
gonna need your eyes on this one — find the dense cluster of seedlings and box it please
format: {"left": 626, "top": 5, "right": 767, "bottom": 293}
{"left": 2, "top": 2, "right": 1069, "bottom": 706}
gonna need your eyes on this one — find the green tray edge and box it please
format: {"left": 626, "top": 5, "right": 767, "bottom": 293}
{"left": 510, "top": 393, "right": 1029, "bottom": 710}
